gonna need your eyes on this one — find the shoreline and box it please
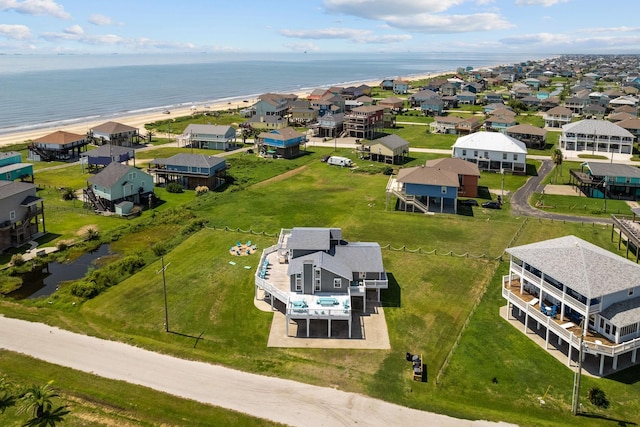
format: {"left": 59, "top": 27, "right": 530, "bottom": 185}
{"left": 0, "top": 70, "right": 454, "bottom": 149}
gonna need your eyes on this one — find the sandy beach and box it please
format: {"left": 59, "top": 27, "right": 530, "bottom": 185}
{"left": 0, "top": 72, "right": 449, "bottom": 150}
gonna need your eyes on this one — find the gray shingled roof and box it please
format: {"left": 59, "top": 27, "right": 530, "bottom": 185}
{"left": 587, "top": 162, "right": 640, "bottom": 179}
{"left": 184, "top": 124, "right": 234, "bottom": 135}
{"left": 0, "top": 180, "right": 35, "bottom": 199}
{"left": 287, "top": 242, "right": 384, "bottom": 279}
{"left": 367, "top": 134, "right": 409, "bottom": 150}
{"left": 151, "top": 153, "right": 226, "bottom": 169}
{"left": 562, "top": 119, "right": 634, "bottom": 138}
{"left": 91, "top": 121, "right": 137, "bottom": 134}
{"left": 506, "top": 235, "right": 640, "bottom": 299}
{"left": 87, "top": 162, "right": 132, "bottom": 188}
{"left": 287, "top": 228, "right": 333, "bottom": 251}
{"left": 83, "top": 145, "right": 133, "bottom": 158}
{"left": 600, "top": 296, "right": 640, "bottom": 328}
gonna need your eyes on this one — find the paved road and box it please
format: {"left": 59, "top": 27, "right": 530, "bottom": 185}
{"left": 509, "top": 159, "right": 612, "bottom": 224}
{"left": 0, "top": 316, "right": 515, "bottom": 427}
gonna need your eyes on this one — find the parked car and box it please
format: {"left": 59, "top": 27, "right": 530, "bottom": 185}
{"left": 459, "top": 199, "right": 478, "bottom": 206}
{"left": 482, "top": 201, "right": 501, "bottom": 209}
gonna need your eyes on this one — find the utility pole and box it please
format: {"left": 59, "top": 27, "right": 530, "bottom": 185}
{"left": 571, "top": 320, "right": 585, "bottom": 415}
{"left": 156, "top": 256, "right": 171, "bottom": 332}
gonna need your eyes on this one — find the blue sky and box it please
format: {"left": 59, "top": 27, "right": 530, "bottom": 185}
{"left": 1, "top": 0, "right": 639, "bottom": 54}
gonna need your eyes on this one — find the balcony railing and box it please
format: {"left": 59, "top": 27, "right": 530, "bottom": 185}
{"left": 504, "top": 287, "right": 640, "bottom": 357}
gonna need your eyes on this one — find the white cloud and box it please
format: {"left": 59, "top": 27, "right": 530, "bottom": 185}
{"left": 279, "top": 27, "right": 412, "bottom": 44}
{"left": 0, "top": 0, "right": 70, "bottom": 19}
{"left": 0, "top": 23, "right": 31, "bottom": 40}
{"left": 39, "top": 29, "right": 197, "bottom": 51}
{"left": 89, "top": 14, "right": 115, "bottom": 26}
{"left": 323, "top": 0, "right": 466, "bottom": 18}
{"left": 64, "top": 25, "right": 83, "bottom": 35}
{"left": 322, "top": 0, "right": 512, "bottom": 34}
{"left": 500, "top": 31, "right": 640, "bottom": 52}
{"left": 385, "top": 13, "right": 513, "bottom": 33}
{"left": 515, "top": 0, "right": 569, "bottom": 6}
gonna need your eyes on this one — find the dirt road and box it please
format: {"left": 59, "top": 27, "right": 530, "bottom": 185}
{"left": 0, "top": 316, "right": 514, "bottom": 427}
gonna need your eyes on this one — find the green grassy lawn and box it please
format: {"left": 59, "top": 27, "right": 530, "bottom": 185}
{"left": 0, "top": 351, "right": 279, "bottom": 427}
{"left": 2, "top": 140, "right": 640, "bottom": 425}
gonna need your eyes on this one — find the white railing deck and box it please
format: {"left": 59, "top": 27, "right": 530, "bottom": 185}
{"left": 504, "top": 287, "right": 640, "bottom": 358}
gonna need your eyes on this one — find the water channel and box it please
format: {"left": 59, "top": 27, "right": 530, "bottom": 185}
{"left": 8, "top": 244, "right": 112, "bottom": 300}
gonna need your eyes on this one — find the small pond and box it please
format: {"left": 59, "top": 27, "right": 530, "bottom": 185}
{"left": 8, "top": 244, "right": 112, "bottom": 300}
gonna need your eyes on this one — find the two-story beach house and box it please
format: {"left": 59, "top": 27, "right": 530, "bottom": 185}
{"left": 343, "top": 106, "right": 384, "bottom": 140}
{"left": 178, "top": 124, "right": 237, "bottom": 150}
{"left": 255, "top": 228, "right": 388, "bottom": 338}
{"left": 452, "top": 132, "right": 527, "bottom": 173}
{"left": 503, "top": 235, "right": 640, "bottom": 376}
{"left": 88, "top": 121, "right": 139, "bottom": 147}
{"left": 0, "top": 180, "right": 45, "bottom": 252}
{"left": 559, "top": 119, "right": 635, "bottom": 156}
{"left": 28, "top": 131, "right": 88, "bottom": 162}
{"left": 147, "top": 153, "right": 227, "bottom": 190}
{"left": 84, "top": 163, "right": 154, "bottom": 213}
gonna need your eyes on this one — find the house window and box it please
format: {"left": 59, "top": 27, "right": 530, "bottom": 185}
{"left": 474, "top": 151, "right": 478, "bottom": 157}
{"left": 314, "top": 268, "right": 321, "bottom": 292}
{"left": 9, "top": 210, "right": 16, "bottom": 221}
{"left": 295, "top": 274, "right": 302, "bottom": 291}
{"left": 484, "top": 151, "right": 489, "bottom": 158}
{"left": 462, "top": 149, "right": 466, "bottom": 156}
{"left": 334, "top": 278, "right": 342, "bottom": 288}
{"left": 503, "top": 153, "right": 507, "bottom": 160}
{"left": 128, "top": 172, "right": 136, "bottom": 180}
{"left": 513, "top": 154, "right": 518, "bottom": 161}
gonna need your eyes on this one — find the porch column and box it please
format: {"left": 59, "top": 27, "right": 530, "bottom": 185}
{"left": 524, "top": 311, "right": 529, "bottom": 333}
{"left": 307, "top": 318, "right": 310, "bottom": 338}
{"left": 270, "top": 293, "right": 274, "bottom": 310}
{"left": 286, "top": 316, "right": 289, "bottom": 336}
{"left": 632, "top": 348, "right": 637, "bottom": 363}
{"left": 348, "top": 314, "right": 352, "bottom": 339}
{"left": 599, "top": 355, "right": 605, "bottom": 376}
{"left": 613, "top": 355, "right": 618, "bottom": 370}
{"left": 567, "top": 337, "right": 573, "bottom": 366}
{"left": 545, "top": 320, "right": 550, "bottom": 349}
{"left": 328, "top": 318, "right": 332, "bottom": 338}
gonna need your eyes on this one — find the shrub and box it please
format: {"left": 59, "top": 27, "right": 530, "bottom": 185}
{"left": 61, "top": 187, "right": 76, "bottom": 201}
{"left": 152, "top": 241, "right": 170, "bottom": 257}
{"left": 182, "top": 218, "right": 207, "bottom": 235}
{"left": 166, "top": 182, "right": 184, "bottom": 193}
{"left": 382, "top": 166, "right": 394, "bottom": 175}
{"left": 10, "top": 254, "right": 25, "bottom": 266}
{"left": 195, "top": 185, "right": 209, "bottom": 196}
{"left": 588, "top": 387, "right": 610, "bottom": 409}
{"left": 71, "top": 282, "right": 102, "bottom": 299}
{"left": 84, "top": 227, "right": 99, "bottom": 241}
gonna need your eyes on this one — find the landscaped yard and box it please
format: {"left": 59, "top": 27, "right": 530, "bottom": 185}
{"left": 1, "top": 140, "right": 639, "bottom": 426}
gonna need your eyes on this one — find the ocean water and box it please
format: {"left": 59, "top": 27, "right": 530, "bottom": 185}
{"left": 0, "top": 52, "right": 549, "bottom": 134}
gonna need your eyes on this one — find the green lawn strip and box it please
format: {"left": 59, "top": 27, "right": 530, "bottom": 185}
{"left": 0, "top": 351, "right": 280, "bottom": 427}
{"left": 531, "top": 194, "right": 632, "bottom": 217}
